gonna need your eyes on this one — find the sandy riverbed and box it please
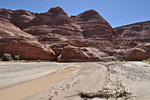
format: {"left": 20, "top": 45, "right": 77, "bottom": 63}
{"left": 0, "top": 62, "right": 150, "bottom": 100}
{"left": 0, "top": 62, "right": 74, "bottom": 90}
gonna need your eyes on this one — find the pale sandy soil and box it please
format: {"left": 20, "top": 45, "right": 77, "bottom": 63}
{"left": 104, "top": 61, "right": 150, "bottom": 100}
{"left": 0, "top": 62, "right": 150, "bottom": 100}
{"left": 0, "top": 62, "right": 73, "bottom": 89}
{"left": 0, "top": 62, "right": 109, "bottom": 100}
{"left": 0, "top": 65, "right": 77, "bottom": 100}
{"left": 25, "top": 63, "right": 109, "bottom": 100}
{"left": 25, "top": 62, "right": 150, "bottom": 100}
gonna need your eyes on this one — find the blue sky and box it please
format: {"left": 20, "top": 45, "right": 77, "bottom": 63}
{"left": 0, "top": 0, "right": 150, "bottom": 27}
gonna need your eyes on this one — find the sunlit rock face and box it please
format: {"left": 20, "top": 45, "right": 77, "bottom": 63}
{"left": 71, "top": 10, "right": 117, "bottom": 40}
{"left": 0, "top": 7, "right": 149, "bottom": 61}
{"left": 114, "top": 21, "right": 150, "bottom": 43}
{"left": 0, "top": 18, "right": 56, "bottom": 60}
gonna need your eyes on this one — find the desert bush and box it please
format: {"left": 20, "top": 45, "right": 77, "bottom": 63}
{"left": 118, "top": 58, "right": 124, "bottom": 62}
{"left": 14, "top": 55, "right": 20, "bottom": 60}
{"left": 143, "top": 58, "right": 150, "bottom": 64}
{"left": 1, "top": 53, "right": 13, "bottom": 61}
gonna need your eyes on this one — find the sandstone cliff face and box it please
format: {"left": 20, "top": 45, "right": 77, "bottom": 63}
{"left": 114, "top": 21, "right": 150, "bottom": 60}
{"left": 0, "top": 7, "right": 150, "bottom": 61}
{"left": 10, "top": 10, "right": 35, "bottom": 29}
{"left": 0, "top": 9, "right": 13, "bottom": 20}
{"left": 57, "top": 45, "right": 115, "bottom": 62}
{"left": 125, "top": 48, "right": 150, "bottom": 61}
{"left": 114, "top": 21, "right": 150, "bottom": 43}
{"left": 72, "top": 10, "right": 117, "bottom": 40}
{"left": 24, "top": 7, "right": 83, "bottom": 38}
{"left": 23, "top": 7, "right": 84, "bottom": 57}
{"left": 0, "top": 18, "right": 56, "bottom": 60}
{"left": 0, "top": 9, "right": 35, "bottom": 29}
{"left": 71, "top": 10, "right": 118, "bottom": 53}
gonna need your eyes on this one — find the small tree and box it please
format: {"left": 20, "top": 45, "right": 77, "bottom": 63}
{"left": 2, "top": 53, "right": 13, "bottom": 61}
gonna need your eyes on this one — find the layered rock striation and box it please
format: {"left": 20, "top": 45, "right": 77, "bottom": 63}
{"left": 0, "top": 17, "right": 55, "bottom": 60}
{"left": 0, "top": 7, "right": 149, "bottom": 61}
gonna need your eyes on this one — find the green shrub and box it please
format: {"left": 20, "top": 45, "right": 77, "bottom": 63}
{"left": 1, "top": 53, "right": 13, "bottom": 61}
{"left": 118, "top": 58, "right": 124, "bottom": 62}
{"left": 14, "top": 55, "right": 20, "bottom": 60}
{"left": 143, "top": 58, "right": 150, "bottom": 64}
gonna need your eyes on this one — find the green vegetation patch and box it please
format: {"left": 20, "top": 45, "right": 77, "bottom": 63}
{"left": 14, "top": 55, "right": 20, "bottom": 60}
{"left": 1, "top": 53, "right": 13, "bottom": 61}
{"left": 0, "top": 53, "right": 20, "bottom": 61}
{"left": 118, "top": 58, "right": 124, "bottom": 62}
{"left": 143, "top": 58, "right": 150, "bottom": 64}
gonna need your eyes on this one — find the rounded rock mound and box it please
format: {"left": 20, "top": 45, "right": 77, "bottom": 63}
{"left": 0, "top": 18, "right": 56, "bottom": 60}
